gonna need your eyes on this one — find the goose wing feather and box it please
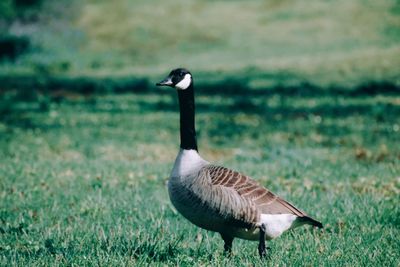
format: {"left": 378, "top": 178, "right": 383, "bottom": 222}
{"left": 196, "top": 165, "right": 306, "bottom": 226}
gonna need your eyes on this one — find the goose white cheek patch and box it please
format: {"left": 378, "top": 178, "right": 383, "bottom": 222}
{"left": 175, "top": 74, "right": 192, "bottom": 90}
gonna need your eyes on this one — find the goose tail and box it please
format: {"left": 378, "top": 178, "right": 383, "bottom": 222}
{"left": 299, "top": 216, "right": 323, "bottom": 228}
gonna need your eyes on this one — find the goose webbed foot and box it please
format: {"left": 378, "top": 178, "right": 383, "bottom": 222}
{"left": 258, "top": 223, "right": 269, "bottom": 259}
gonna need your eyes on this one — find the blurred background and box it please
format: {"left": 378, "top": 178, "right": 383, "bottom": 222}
{"left": 1, "top": 0, "right": 399, "bottom": 91}
{"left": 1, "top": 1, "right": 399, "bottom": 265}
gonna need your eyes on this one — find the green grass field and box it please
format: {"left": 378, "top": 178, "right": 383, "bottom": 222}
{"left": 1, "top": 89, "right": 399, "bottom": 266}
{"left": 1, "top": 1, "right": 400, "bottom": 265}
{"left": 1, "top": 0, "right": 399, "bottom": 88}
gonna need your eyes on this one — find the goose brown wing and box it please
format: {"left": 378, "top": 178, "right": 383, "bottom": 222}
{"left": 206, "top": 165, "right": 306, "bottom": 217}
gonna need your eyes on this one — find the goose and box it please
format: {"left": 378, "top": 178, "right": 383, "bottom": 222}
{"left": 156, "top": 68, "right": 323, "bottom": 258}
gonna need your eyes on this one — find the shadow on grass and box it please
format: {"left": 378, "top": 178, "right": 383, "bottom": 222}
{"left": 0, "top": 74, "right": 399, "bottom": 96}
{"left": 1, "top": 75, "right": 399, "bottom": 131}
{"left": 1, "top": 96, "right": 399, "bottom": 132}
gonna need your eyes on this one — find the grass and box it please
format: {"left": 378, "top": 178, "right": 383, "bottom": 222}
{"left": 76, "top": 0, "right": 400, "bottom": 84}
{"left": 1, "top": 89, "right": 399, "bottom": 266}
{"left": 1, "top": 0, "right": 400, "bottom": 88}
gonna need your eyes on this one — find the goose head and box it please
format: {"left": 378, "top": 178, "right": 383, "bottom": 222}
{"left": 156, "top": 68, "right": 192, "bottom": 90}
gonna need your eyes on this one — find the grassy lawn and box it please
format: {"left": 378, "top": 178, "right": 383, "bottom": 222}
{"left": 1, "top": 0, "right": 399, "bottom": 88}
{"left": 1, "top": 90, "right": 399, "bottom": 266}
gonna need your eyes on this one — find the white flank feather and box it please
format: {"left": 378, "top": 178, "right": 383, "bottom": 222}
{"left": 260, "top": 214, "right": 299, "bottom": 239}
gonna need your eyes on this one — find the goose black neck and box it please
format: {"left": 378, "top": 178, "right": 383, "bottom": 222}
{"left": 177, "top": 83, "right": 198, "bottom": 151}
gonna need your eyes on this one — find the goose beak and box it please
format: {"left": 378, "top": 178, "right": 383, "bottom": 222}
{"left": 156, "top": 76, "right": 173, "bottom": 87}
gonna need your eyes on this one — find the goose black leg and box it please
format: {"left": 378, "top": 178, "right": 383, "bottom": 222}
{"left": 220, "top": 234, "right": 234, "bottom": 256}
{"left": 258, "top": 223, "right": 267, "bottom": 259}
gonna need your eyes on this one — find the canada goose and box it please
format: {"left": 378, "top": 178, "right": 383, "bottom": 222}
{"left": 156, "top": 68, "right": 323, "bottom": 258}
